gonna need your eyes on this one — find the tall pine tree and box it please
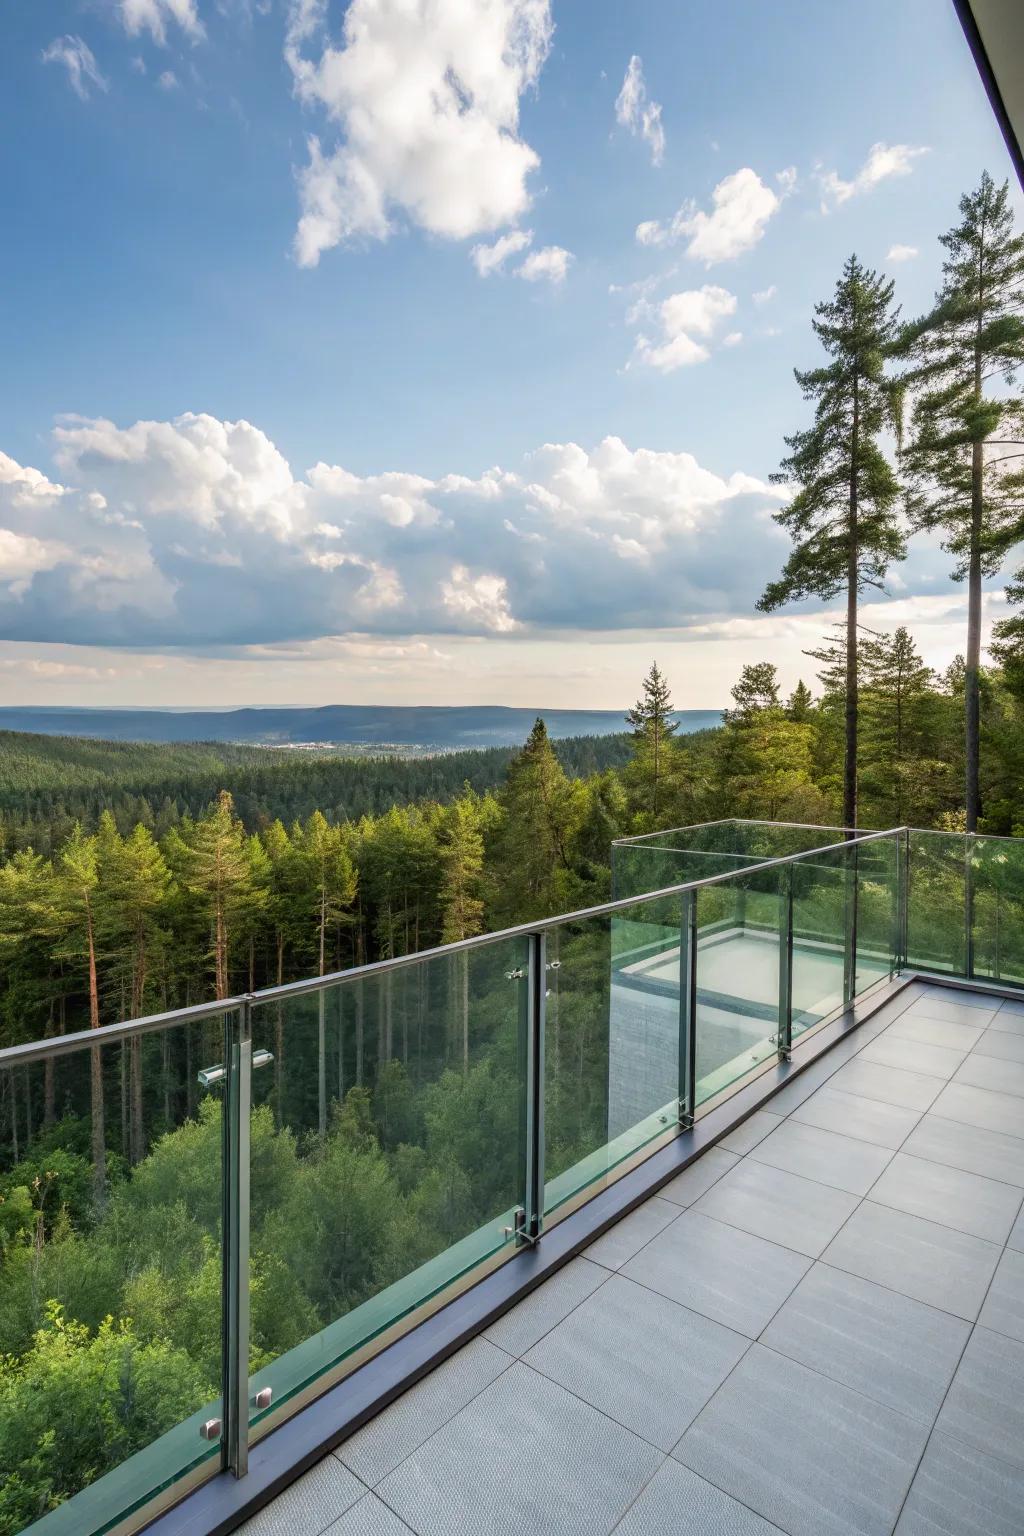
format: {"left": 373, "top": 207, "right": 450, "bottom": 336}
{"left": 758, "top": 255, "right": 905, "bottom": 827}
{"left": 624, "top": 662, "right": 679, "bottom": 821}
{"left": 901, "top": 173, "right": 1024, "bottom": 829}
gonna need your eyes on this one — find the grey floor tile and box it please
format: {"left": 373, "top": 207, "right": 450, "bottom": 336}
{"left": 867, "top": 1152, "right": 1024, "bottom": 1243}
{"left": 674, "top": 1344, "right": 929, "bottom": 1536}
{"left": 902, "top": 1113, "right": 1024, "bottom": 1187}
{"left": 523, "top": 1273, "right": 748, "bottom": 1452}
{"left": 749, "top": 1118, "right": 893, "bottom": 1196}
{"left": 325, "top": 1495, "right": 414, "bottom": 1536}
{"left": 936, "top": 1327, "right": 1024, "bottom": 1469}
{"left": 890, "top": 1014, "right": 986, "bottom": 1050}
{"left": 930, "top": 1081, "right": 1024, "bottom": 1140}
{"left": 860, "top": 1035, "right": 968, "bottom": 1080}
{"left": 659, "top": 1146, "right": 739, "bottom": 1207}
{"left": 761, "top": 1263, "right": 969, "bottom": 1424}
{"left": 895, "top": 1429, "right": 1024, "bottom": 1536}
{"left": 903, "top": 997, "right": 996, "bottom": 1030}
{"left": 790, "top": 1086, "right": 921, "bottom": 1149}
{"left": 955, "top": 1051, "right": 1024, "bottom": 1100}
{"left": 584, "top": 1196, "right": 679, "bottom": 1271}
{"left": 997, "top": 996, "right": 1024, "bottom": 1017}
{"left": 483, "top": 1256, "right": 607, "bottom": 1357}
{"left": 719, "top": 1110, "right": 785, "bottom": 1155}
{"left": 826, "top": 1057, "right": 944, "bottom": 1112}
{"left": 762, "top": 1056, "right": 845, "bottom": 1116}
{"left": 978, "top": 1247, "right": 1024, "bottom": 1345}
{"left": 1010, "top": 1204, "right": 1024, "bottom": 1252}
{"left": 337, "top": 1338, "right": 510, "bottom": 1486}
{"left": 917, "top": 984, "right": 997, "bottom": 1013}
{"left": 974, "top": 1026, "right": 1024, "bottom": 1063}
{"left": 610, "top": 1458, "right": 782, "bottom": 1536}
{"left": 622, "top": 1207, "right": 810, "bottom": 1337}
{"left": 987, "top": 1008, "right": 1024, "bottom": 1037}
{"left": 238, "top": 1459, "right": 366, "bottom": 1536}
{"left": 376, "top": 1361, "right": 662, "bottom": 1536}
{"left": 822, "top": 1201, "right": 1001, "bottom": 1320}
{"left": 693, "top": 1159, "right": 858, "bottom": 1258}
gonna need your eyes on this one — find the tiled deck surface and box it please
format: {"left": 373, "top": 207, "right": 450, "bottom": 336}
{"left": 240, "top": 980, "right": 1024, "bottom": 1536}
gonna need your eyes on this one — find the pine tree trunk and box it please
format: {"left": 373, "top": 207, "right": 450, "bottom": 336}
{"left": 87, "top": 905, "right": 107, "bottom": 1207}
{"left": 461, "top": 948, "right": 469, "bottom": 1077}
{"left": 129, "top": 934, "right": 145, "bottom": 1164}
{"left": 43, "top": 1000, "right": 55, "bottom": 1129}
{"left": 965, "top": 441, "right": 984, "bottom": 832}
{"left": 845, "top": 379, "right": 860, "bottom": 831}
{"left": 274, "top": 934, "right": 284, "bottom": 1129}
{"left": 318, "top": 893, "right": 327, "bottom": 1136}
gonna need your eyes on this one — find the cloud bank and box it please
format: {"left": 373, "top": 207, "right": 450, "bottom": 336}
{"left": 0, "top": 416, "right": 786, "bottom": 649}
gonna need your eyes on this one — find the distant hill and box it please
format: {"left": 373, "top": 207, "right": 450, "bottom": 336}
{"left": 0, "top": 704, "right": 723, "bottom": 748}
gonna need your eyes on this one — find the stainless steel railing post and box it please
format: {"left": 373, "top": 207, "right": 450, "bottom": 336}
{"left": 778, "top": 865, "right": 793, "bottom": 1059}
{"left": 678, "top": 889, "right": 698, "bottom": 1128}
{"left": 222, "top": 998, "right": 252, "bottom": 1478}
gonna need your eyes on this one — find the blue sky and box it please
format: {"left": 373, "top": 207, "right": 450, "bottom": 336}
{"left": 1, "top": 0, "right": 1020, "bottom": 709}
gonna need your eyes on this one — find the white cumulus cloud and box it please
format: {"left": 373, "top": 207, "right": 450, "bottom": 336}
{"left": 118, "top": 0, "right": 204, "bottom": 45}
{"left": 470, "top": 228, "right": 533, "bottom": 276}
{"left": 286, "top": 0, "right": 553, "bottom": 267}
{"left": 615, "top": 55, "right": 665, "bottom": 167}
{"left": 516, "top": 245, "right": 573, "bottom": 284}
{"left": 887, "top": 243, "right": 919, "bottom": 262}
{"left": 41, "top": 36, "right": 109, "bottom": 100}
{"left": 818, "top": 143, "right": 929, "bottom": 209}
{"left": 629, "top": 284, "right": 737, "bottom": 372}
{"left": 636, "top": 167, "right": 781, "bottom": 265}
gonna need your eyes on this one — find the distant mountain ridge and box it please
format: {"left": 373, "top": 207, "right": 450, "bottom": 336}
{"left": 0, "top": 704, "right": 723, "bottom": 748}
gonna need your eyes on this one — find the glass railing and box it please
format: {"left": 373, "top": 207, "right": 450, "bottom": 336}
{"left": 3, "top": 817, "right": 1011, "bottom": 1535}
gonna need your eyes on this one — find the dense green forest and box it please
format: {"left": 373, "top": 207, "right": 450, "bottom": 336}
{"left": 4, "top": 166, "right": 1024, "bottom": 1534}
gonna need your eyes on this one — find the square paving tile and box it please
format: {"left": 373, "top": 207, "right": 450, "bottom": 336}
{"left": 523, "top": 1274, "right": 748, "bottom": 1452}
{"left": 1010, "top": 1203, "right": 1024, "bottom": 1252}
{"left": 238, "top": 1458, "right": 366, "bottom": 1536}
{"left": 658, "top": 1147, "right": 739, "bottom": 1208}
{"left": 894, "top": 1429, "right": 1024, "bottom": 1536}
{"left": 867, "top": 1151, "right": 1023, "bottom": 1244}
{"left": 622, "top": 1206, "right": 810, "bottom": 1337}
{"left": 338, "top": 1338, "right": 510, "bottom": 1486}
{"left": 903, "top": 997, "right": 996, "bottom": 1030}
{"left": 930, "top": 1081, "right": 1024, "bottom": 1140}
{"left": 936, "top": 1327, "right": 1024, "bottom": 1470}
{"left": 325, "top": 1496, "right": 414, "bottom": 1536}
{"left": 761, "top": 1263, "right": 969, "bottom": 1424}
{"left": 826, "top": 1057, "right": 944, "bottom": 1112}
{"left": 609, "top": 1458, "right": 781, "bottom": 1536}
{"left": 483, "top": 1256, "right": 607, "bottom": 1357}
{"left": 822, "top": 1201, "right": 1001, "bottom": 1320}
{"left": 955, "top": 1051, "right": 1024, "bottom": 1100}
{"left": 376, "top": 1361, "right": 662, "bottom": 1536}
{"left": 759, "top": 1055, "right": 845, "bottom": 1115}
{"left": 749, "top": 1118, "right": 893, "bottom": 1196}
{"left": 719, "top": 1110, "right": 784, "bottom": 1155}
{"left": 978, "top": 1247, "right": 1024, "bottom": 1345}
{"left": 674, "top": 1344, "right": 929, "bottom": 1536}
{"left": 890, "top": 1014, "right": 986, "bottom": 1050}
{"left": 860, "top": 1035, "right": 968, "bottom": 1080}
{"left": 917, "top": 985, "right": 997, "bottom": 1013}
{"left": 693, "top": 1159, "right": 858, "bottom": 1258}
{"left": 988, "top": 1004, "right": 1024, "bottom": 1035}
{"left": 789, "top": 1086, "right": 921, "bottom": 1149}
{"left": 974, "top": 1026, "right": 1024, "bottom": 1062}
{"left": 902, "top": 1113, "right": 1024, "bottom": 1187}
{"left": 585, "top": 1197, "right": 679, "bottom": 1271}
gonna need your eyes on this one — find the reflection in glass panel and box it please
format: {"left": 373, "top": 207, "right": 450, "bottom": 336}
{"left": 0, "top": 1015, "right": 228, "bottom": 1534}
{"left": 906, "top": 831, "right": 966, "bottom": 975}
{"left": 855, "top": 835, "right": 898, "bottom": 995}
{"left": 971, "top": 836, "right": 1024, "bottom": 988}
{"left": 546, "top": 898, "right": 682, "bottom": 1216}
{"left": 247, "top": 937, "right": 527, "bottom": 1422}
{"left": 693, "top": 866, "right": 781, "bottom": 1103}
{"left": 791, "top": 847, "right": 848, "bottom": 1034}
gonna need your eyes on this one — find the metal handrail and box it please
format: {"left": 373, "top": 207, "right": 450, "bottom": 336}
{"left": 0, "top": 825, "right": 906, "bottom": 1069}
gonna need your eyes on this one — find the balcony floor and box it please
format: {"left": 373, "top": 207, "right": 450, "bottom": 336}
{"left": 239, "top": 979, "right": 1024, "bottom": 1536}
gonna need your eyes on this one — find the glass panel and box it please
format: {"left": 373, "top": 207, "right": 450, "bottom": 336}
{"left": 906, "top": 830, "right": 967, "bottom": 975}
{"left": 611, "top": 820, "right": 852, "bottom": 900}
{"left": 971, "top": 836, "right": 1024, "bottom": 987}
{"left": 693, "top": 865, "right": 781, "bottom": 1104}
{"left": 546, "top": 897, "right": 682, "bottom": 1217}
{"left": 247, "top": 937, "right": 527, "bottom": 1425}
{"left": 855, "top": 835, "right": 898, "bottom": 995}
{"left": 791, "top": 847, "right": 848, "bottom": 1033}
{"left": 0, "top": 1014, "right": 228, "bottom": 1535}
